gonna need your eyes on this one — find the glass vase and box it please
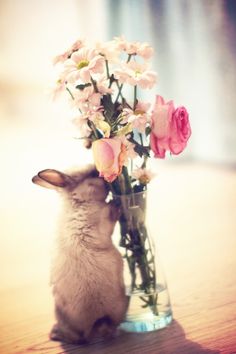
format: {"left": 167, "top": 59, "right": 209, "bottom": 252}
{"left": 113, "top": 190, "right": 172, "bottom": 333}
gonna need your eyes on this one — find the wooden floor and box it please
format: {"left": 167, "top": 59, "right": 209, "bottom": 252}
{"left": 0, "top": 163, "right": 236, "bottom": 354}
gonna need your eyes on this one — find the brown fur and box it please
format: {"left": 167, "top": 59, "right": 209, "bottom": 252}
{"left": 32, "top": 165, "right": 128, "bottom": 344}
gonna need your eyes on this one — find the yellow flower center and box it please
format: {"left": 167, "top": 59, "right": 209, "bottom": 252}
{"left": 135, "top": 70, "right": 141, "bottom": 77}
{"left": 77, "top": 60, "right": 89, "bottom": 70}
{"left": 135, "top": 109, "right": 145, "bottom": 115}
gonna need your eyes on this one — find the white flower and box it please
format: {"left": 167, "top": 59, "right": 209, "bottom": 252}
{"left": 121, "top": 101, "right": 151, "bottom": 133}
{"left": 53, "top": 39, "right": 85, "bottom": 65}
{"left": 132, "top": 168, "right": 155, "bottom": 184}
{"left": 114, "top": 61, "right": 157, "bottom": 89}
{"left": 118, "top": 135, "right": 138, "bottom": 161}
{"left": 96, "top": 76, "right": 113, "bottom": 95}
{"left": 73, "top": 109, "right": 110, "bottom": 138}
{"left": 114, "top": 36, "right": 154, "bottom": 59}
{"left": 72, "top": 86, "right": 101, "bottom": 111}
{"left": 49, "top": 78, "right": 66, "bottom": 100}
{"left": 62, "top": 48, "right": 105, "bottom": 83}
{"left": 96, "top": 40, "right": 120, "bottom": 62}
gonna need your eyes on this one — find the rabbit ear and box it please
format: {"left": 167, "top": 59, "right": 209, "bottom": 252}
{"left": 32, "top": 169, "right": 73, "bottom": 189}
{"left": 32, "top": 174, "right": 57, "bottom": 189}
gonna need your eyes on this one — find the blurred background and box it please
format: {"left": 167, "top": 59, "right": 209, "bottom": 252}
{"left": 0, "top": 0, "right": 236, "bottom": 290}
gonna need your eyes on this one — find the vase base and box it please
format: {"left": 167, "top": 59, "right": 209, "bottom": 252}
{"left": 119, "top": 311, "right": 173, "bottom": 333}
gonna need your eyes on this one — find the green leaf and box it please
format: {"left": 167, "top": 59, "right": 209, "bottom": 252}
{"left": 122, "top": 98, "right": 132, "bottom": 109}
{"left": 87, "top": 120, "right": 103, "bottom": 139}
{"left": 75, "top": 83, "right": 91, "bottom": 90}
{"left": 145, "top": 126, "right": 151, "bottom": 136}
{"left": 127, "top": 136, "right": 150, "bottom": 158}
{"left": 115, "top": 123, "right": 133, "bottom": 136}
{"left": 101, "top": 95, "right": 114, "bottom": 121}
{"left": 134, "top": 144, "right": 150, "bottom": 158}
{"left": 109, "top": 74, "right": 115, "bottom": 85}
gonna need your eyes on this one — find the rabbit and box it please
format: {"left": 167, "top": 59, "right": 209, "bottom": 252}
{"left": 32, "top": 164, "right": 128, "bottom": 344}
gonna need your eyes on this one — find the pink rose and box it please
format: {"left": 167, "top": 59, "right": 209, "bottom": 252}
{"left": 92, "top": 138, "right": 126, "bottom": 182}
{"left": 169, "top": 106, "right": 191, "bottom": 154}
{"left": 150, "top": 96, "right": 191, "bottom": 158}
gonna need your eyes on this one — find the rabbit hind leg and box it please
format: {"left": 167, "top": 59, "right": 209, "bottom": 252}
{"left": 51, "top": 305, "right": 91, "bottom": 344}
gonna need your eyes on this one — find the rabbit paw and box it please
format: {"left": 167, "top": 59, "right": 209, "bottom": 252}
{"left": 49, "top": 323, "right": 87, "bottom": 344}
{"left": 49, "top": 323, "right": 64, "bottom": 342}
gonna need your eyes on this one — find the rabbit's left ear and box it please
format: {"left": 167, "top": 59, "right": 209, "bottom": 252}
{"left": 32, "top": 169, "right": 73, "bottom": 189}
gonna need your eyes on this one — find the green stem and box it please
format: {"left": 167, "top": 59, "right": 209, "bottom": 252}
{"left": 142, "top": 155, "right": 148, "bottom": 169}
{"left": 139, "top": 132, "right": 143, "bottom": 146}
{"left": 133, "top": 85, "right": 137, "bottom": 110}
{"left": 105, "top": 60, "right": 110, "bottom": 80}
{"left": 110, "top": 178, "right": 122, "bottom": 195}
{"left": 114, "top": 187, "right": 158, "bottom": 313}
{"left": 90, "top": 76, "right": 98, "bottom": 93}
{"left": 130, "top": 158, "right": 134, "bottom": 177}
{"left": 118, "top": 174, "right": 126, "bottom": 195}
{"left": 119, "top": 218, "right": 156, "bottom": 294}
{"left": 115, "top": 81, "right": 124, "bottom": 103}
{"left": 89, "top": 121, "right": 99, "bottom": 139}
{"left": 114, "top": 54, "right": 133, "bottom": 104}
{"left": 108, "top": 182, "right": 117, "bottom": 195}
{"left": 122, "top": 166, "right": 132, "bottom": 194}
{"left": 127, "top": 54, "right": 132, "bottom": 63}
{"left": 66, "top": 87, "right": 74, "bottom": 100}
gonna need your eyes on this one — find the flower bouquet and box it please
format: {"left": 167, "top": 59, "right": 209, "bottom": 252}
{"left": 52, "top": 36, "right": 191, "bottom": 332}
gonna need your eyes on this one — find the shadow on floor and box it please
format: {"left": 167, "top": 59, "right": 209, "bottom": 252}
{"left": 59, "top": 320, "right": 220, "bottom": 354}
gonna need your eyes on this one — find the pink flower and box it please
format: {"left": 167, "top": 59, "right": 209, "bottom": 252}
{"left": 87, "top": 110, "right": 105, "bottom": 123}
{"left": 73, "top": 109, "right": 105, "bottom": 138}
{"left": 70, "top": 39, "right": 85, "bottom": 52}
{"left": 53, "top": 39, "right": 84, "bottom": 65}
{"left": 96, "top": 40, "right": 120, "bottom": 62}
{"left": 118, "top": 135, "right": 138, "bottom": 160}
{"left": 169, "top": 107, "right": 192, "bottom": 154}
{"left": 114, "top": 61, "right": 157, "bottom": 89}
{"left": 72, "top": 115, "right": 92, "bottom": 138}
{"left": 92, "top": 138, "right": 127, "bottom": 182}
{"left": 72, "top": 86, "right": 101, "bottom": 110}
{"left": 96, "top": 76, "right": 113, "bottom": 95}
{"left": 150, "top": 96, "right": 191, "bottom": 158}
{"left": 121, "top": 101, "right": 151, "bottom": 133}
{"left": 114, "top": 37, "right": 154, "bottom": 59}
{"left": 137, "top": 43, "right": 154, "bottom": 60}
{"left": 63, "top": 48, "right": 105, "bottom": 83}
{"left": 50, "top": 78, "right": 66, "bottom": 100}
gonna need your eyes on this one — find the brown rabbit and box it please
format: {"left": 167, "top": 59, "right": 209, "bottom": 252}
{"left": 32, "top": 165, "right": 128, "bottom": 344}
